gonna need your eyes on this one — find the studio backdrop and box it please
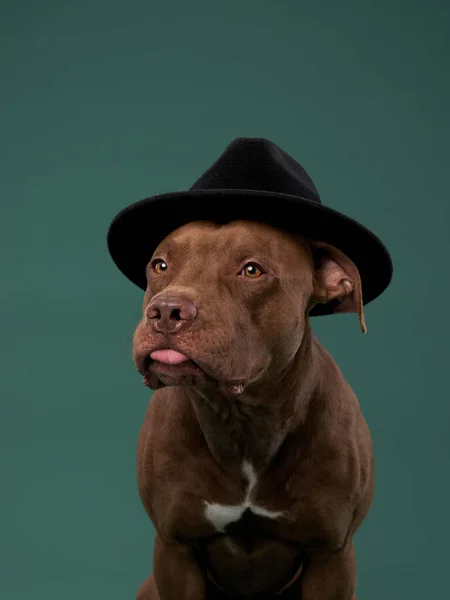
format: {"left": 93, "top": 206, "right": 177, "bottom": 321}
{"left": 1, "top": 1, "right": 448, "bottom": 599}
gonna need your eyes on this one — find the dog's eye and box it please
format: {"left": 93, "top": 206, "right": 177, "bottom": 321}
{"left": 152, "top": 259, "right": 168, "bottom": 274}
{"left": 241, "top": 263, "right": 263, "bottom": 278}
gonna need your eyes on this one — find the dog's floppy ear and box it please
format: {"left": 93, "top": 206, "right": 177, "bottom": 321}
{"left": 310, "top": 241, "right": 367, "bottom": 334}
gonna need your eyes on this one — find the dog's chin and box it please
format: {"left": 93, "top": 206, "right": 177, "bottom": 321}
{"left": 143, "top": 359, "right": 211, "bottom": 390}
{"left": 134, "top": 343, "right": 269, "bottom": 399}
{"left": 139, "top": 356, "right": 251, "bottom": 399}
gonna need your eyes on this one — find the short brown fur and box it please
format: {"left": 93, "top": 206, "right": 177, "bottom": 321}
{"left": 133, "top": 221, "right": 373, "bottom": 600}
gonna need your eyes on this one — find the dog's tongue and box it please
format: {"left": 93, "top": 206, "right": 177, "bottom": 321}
{"left": 150, "top": 349, "right": 190, "bottom": 364}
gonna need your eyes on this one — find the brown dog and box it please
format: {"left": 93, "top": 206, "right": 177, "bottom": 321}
{"left": 132, "top": 220, "right": 373, "bottom": 600}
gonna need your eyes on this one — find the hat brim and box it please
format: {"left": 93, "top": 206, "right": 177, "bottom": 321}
{"left": 107, "top": 189, "right": 393, "bottom": 316}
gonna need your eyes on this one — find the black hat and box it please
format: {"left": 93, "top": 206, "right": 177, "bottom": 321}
{"left": 107, "top": 137, "right": 392, "bottom": 316}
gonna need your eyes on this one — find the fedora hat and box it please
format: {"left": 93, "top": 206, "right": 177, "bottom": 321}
{"left": 107, "top": 137, "right": 392, "bottom": 316}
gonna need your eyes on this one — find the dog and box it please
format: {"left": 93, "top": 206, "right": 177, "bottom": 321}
{"left": 132, "top": 219, "right": 373, "bottom": 599}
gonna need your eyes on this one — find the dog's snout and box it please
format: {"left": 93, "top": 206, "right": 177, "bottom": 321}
{"left": 146, "top": 295, "right": 198, "bottom": 333}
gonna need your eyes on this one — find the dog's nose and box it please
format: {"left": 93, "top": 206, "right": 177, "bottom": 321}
{"left": 146, "top": 295, "right": 198, "bottom": 334}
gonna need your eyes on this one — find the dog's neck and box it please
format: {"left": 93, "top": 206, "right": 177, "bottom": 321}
{"left": 187, "top": 321, "right": 321, "bottom": 476}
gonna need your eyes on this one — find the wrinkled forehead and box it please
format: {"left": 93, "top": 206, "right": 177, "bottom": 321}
{"left": 153, "top": 220, "right": 311, "bottom": 264}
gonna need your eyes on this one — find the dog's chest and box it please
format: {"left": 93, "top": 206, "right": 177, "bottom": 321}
{"left": 203, "top": 461, "right": 283, "bottom": 533}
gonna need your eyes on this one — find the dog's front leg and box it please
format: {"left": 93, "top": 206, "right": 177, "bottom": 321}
{"left": 153, "top": 535, "right": 206, "bottom": 600}
{"left": 299, "top": 542, "right": 357, "bottom": 600}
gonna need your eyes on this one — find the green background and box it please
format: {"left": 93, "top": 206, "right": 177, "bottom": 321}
{"left": 1, "top": 1, "right": 448, "bottom": 598}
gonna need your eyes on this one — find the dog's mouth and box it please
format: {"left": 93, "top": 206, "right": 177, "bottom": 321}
{"left": 149, "top": 350, "right": 206, "bottom": 377}
{"left": 137, "top": 348, "right": 246, "bottom": 398}
{"left": 139, "top": 349, "right": 210, "bottom": 389}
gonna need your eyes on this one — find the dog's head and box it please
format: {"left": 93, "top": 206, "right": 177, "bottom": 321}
{"left": 132, "top": 221, "right": 365, "bottom": 396}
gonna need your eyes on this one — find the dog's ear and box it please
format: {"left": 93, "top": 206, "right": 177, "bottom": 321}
{"left": 310, "top": 241, "right": 367, "bottom": 334}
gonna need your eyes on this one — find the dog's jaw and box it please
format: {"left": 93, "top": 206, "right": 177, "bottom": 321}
{"left": 133, "top": 337, "right": 258, "bottom": 398}
{"left": 136, "top": 350, "right": 249, "bottom": 397}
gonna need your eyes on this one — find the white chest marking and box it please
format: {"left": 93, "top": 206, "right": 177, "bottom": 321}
{"left": 203, "top": 460, "right": 284, "bottom": 532}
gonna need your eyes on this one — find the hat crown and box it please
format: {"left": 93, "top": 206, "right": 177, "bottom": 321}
{"left": 190, "top": 137, "right": 321, "bottom": 204}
